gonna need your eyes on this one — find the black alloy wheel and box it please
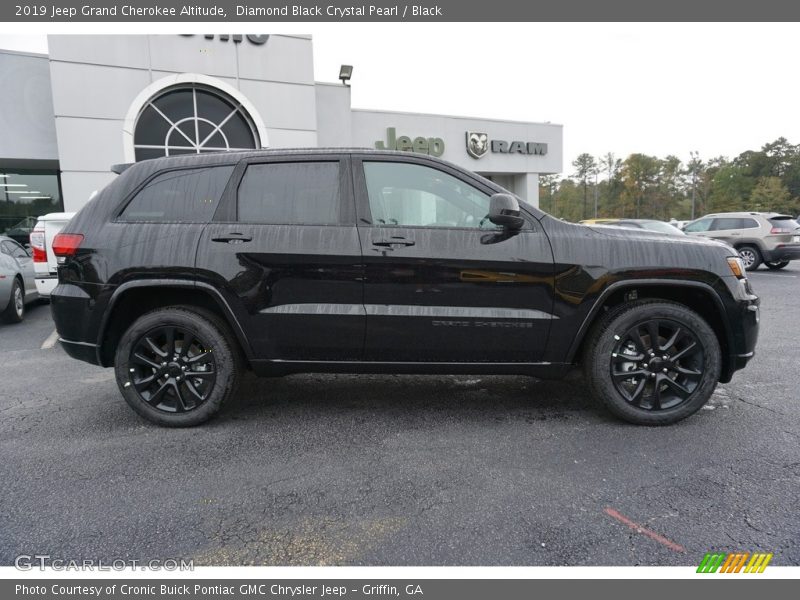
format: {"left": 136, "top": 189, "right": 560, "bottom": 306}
{"left": 128, "top": 325, "right": 217, "bottom": 413}
{"left": 610, "top": 319, "right": 704, "bottom": 411}
{"left": 115, "top": 307, "right": 242, "bottom": 426}
{"left": 583, "top": 300, "right": 721, "bottom": 425}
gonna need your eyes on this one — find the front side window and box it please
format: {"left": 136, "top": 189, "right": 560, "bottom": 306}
{"left": 120, "top": 166, "right": 234, "bottom": 222}
{"left": 684, "top": 218, "right": 712, "bottom": 233}
{"left": 362, "top": 162, "right": 498, "bottom": 229}
{"left": 237, "top": 162, "right": 340, "bottom": 225}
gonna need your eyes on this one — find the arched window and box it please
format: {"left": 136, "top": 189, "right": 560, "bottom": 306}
{"left": 132, "top": 84, "right": 260, "bottom": 161}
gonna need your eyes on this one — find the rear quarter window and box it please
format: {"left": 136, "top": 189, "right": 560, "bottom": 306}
{"left": 120, "top": 165, "right": 234, "bottom": 222}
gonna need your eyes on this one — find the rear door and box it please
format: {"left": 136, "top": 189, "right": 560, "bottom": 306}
{"left": 196, "top": 154, "right": 364, "bottom": 361}
{"left": 352, "top": 155, "right": 554, "bottom": 363}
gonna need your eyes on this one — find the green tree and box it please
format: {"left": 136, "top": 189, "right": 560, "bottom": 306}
{"left": 572, "top": 153, "right": 597, "bottom": 220}
{"left": 750, "top": 176, "right": 791, "bottom": 213}
{"left": 620, "top": 154, "right": 659, "bottom": 218}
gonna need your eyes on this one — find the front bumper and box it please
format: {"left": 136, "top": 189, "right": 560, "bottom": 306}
{"left": 718, "top": 276, "right": 759, "bottom": 383}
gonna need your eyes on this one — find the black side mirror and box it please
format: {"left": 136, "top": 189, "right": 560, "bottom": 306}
{"left": 488, "top": 193, "right": 524, "bottom": 230}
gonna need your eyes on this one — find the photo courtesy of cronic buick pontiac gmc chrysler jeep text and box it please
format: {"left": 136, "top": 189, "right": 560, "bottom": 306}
{"left": 49, "top": 149, "right": 760, "bottom": 426}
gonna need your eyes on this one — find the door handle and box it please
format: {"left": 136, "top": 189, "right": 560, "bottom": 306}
{"left": 372, "top": 237, "right": 415, "bottom": 248}
{"left": 212, "top": 233, "right": 252, "bottom": 244}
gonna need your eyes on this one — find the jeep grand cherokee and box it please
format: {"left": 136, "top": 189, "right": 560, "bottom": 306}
{"left": 50, "top": 149, "right": 760, "bottom": 426}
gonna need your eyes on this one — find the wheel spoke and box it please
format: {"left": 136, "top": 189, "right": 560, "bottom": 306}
{"left": 143, "top": 336, "right": 167, "bottom": 358}
{"left": 670, "top": 341, "right": 698, "bottom": 362}
{"left": 612, "top": 369, "right": 647, "bottom": 380}
{"left": 630, "top": 327, "right": 648, "bottom": 353}
{"left": 146, "top": 381, "right": 170, "bottom": 406}
{"left": 132, "top": 352, "right": 161, "bottom": 370}
{"left": 164, "top": 327, "right": 176, "bottom": 357}
{"left": 613, "top": 352, "right": 644, "bottom": 363}
{"left": 662, "top": 327, "right": 683, "bottom": 351}
{"left": 187, "top": 351, "right": 213, "bottom": 365}
{"left": 647, "top": 321, "right": 661, "bottom": 351}
{"left": 180, "top": 332, "right": 195, "bottom": 356}
{"left": 133, "top": 372, "right": 158, "bottom": 391}
{"left": 628, "top": 378, "right": 646, "bottom": 406}
{"left": 673, "top": 365, "right": 702, "bottom": 378}
{"left": 172, "top": 381, "right": 189, "bottom": 412}
{"left": 663, "top": 376, "right": 692, "bottom": 399}
{"left": 651, "top": 375, "right": 663, "bottom": 410}
{"left": 185, "top": 370, "right": 214, "bottom": 379}
{"left": 184, "top": 378, "right": 205, "bottom": 401}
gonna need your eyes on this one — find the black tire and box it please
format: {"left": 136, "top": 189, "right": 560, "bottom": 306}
{"left": 1, "top": 277, "right": 25, "bottom": 324}
{"left": 583, "top": 300, "right": 721, "bottom": 425}
{"left": 114, "top": 306, "right": 243, "bottom": 427}
{"left": 737, "top": 245, "right": 762, "bottom": 271}
{"left": 764, "top": 260, "right": 789, "bottom": 270}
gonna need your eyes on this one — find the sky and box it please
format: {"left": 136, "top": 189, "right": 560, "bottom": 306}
{"left": 2, "top": 23, "right": 799, "bottom": 176}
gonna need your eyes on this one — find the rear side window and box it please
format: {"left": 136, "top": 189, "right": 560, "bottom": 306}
{"left": 683, "top": 218, "right": 712, "bottom": 232}
{"left": 237, "top": 162, "right": 340, "bottom": 224}
{"left": 120, "top": 166, "right": 234, "bottom": 222}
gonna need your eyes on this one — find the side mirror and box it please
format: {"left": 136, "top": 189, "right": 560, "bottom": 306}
{"left": 488, "top": 193, "right": 524, "bottom": 230}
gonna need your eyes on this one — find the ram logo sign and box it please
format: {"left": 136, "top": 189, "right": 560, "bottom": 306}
{"left": 465, "top": 132, "right": 548, "bottom": 159}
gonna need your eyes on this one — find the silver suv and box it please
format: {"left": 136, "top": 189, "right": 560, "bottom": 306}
{"left": 683, "top": 212, "right": 800, "bottom": 270}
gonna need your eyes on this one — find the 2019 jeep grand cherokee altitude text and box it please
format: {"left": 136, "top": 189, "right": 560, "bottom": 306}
{"left": 50, "top": 149, "right": 760, "bottom": 427}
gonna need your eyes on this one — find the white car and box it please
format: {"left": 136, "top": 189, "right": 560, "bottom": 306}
{"left": 29, "top": 212, "right": 75, "bottom": 298}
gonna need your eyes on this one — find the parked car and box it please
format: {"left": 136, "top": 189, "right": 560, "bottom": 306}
{"left": 51, "top": 149, "right": 759, "bottom": 427}
{"left": 682, "top": 212, "right": 800, "bottom": 270}
{"left": 2, "top": 216, "right": 37, "bottom": 246}
{"left": 583, "top": 219, "right": 685, "bottom": 236}
{"left": 0, "top": 235, "right": 39, "bottom": 323}
{"left": 29, "top": 212, "right": 75, "bottom": 298}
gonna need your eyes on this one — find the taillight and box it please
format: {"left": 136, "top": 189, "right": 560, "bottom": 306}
{"left": 52, "top": 233, "right": 84, "bottom": 257}
{"left": 770, "top": 226, "right": 792, "bottom": 234}
{"left": 29, "top": 229, "right": 46, "bottom": 262}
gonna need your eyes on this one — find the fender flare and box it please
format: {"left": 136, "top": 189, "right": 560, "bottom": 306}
{"left": 96, "top": 279, "right": 254, "bottom": 365}
{"left": 564, "top": 278, "right": 733, "bottom": 365}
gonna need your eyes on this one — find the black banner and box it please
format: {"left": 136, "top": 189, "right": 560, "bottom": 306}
{"left": 3, "top": 0, "right": 800, "bottom": 22}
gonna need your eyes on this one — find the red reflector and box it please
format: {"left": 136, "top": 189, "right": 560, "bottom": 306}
{"left": 32, "top": 246, "right": 47, "bottom": 262}
{"left": 52, "top": 233, "right": 84, "bottom": 257}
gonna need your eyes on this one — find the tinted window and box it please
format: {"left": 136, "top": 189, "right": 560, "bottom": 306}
{"left": 684, "top": 218, "right": 713, "bottom": 232}
{"left": 363, "top": 162, "right": 498, "bottom": 229}
{"left": 237, "top": 162, "right": 340, "bottom": 224}
{"left": 769, "top": 216, "right": 800, "bottom": 231}
{"left": 711, "top": 217, "right": 757, "bottom": 230}
{"left": 121, "top": 166, "right": 234, "bottom": 222}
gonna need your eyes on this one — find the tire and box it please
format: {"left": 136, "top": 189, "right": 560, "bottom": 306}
{"left": 765, "top": 260, "right": 789, "bottom": 270}
{"left": 1, "top": 278, "right": 25, "bottom": 324}
{"left": 737, "top": 245, "right": 762, "bottom": 271}
{"left": 583, "top": 300, "right": 721, "bottom": 425}
{"left": 114, "top": 306, "right": 243, "bottom": 427}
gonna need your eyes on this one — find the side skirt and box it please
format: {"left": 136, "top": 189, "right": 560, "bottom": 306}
{"left": 250, "top": 359, "right": 572, "bottom": 379}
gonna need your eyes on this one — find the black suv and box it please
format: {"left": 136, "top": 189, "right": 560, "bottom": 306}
{"left": 51, "top": 149, "right": 760, "bottom": 426}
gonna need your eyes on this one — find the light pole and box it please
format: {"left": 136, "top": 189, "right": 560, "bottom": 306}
{"left": 593, "top": 168, "right": 599, "bottom": 218}
{"left": 690, "top": 150, "right": 699, "bottom": 221}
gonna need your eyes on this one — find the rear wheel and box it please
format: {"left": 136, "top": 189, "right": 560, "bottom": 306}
{"left": 765, "top": 260, "right": 789, "bottom": 270}
{"left": 737, "top": 245, "right": 762, "bottom": 271}
{"left": 583, "top": 300, "right": 721, "bottom": 425}
{"left": 1, "top": 278, "right": 25, "bottom": 324}
{"left": 114, "top": 307, "right": 242, "bottom": 426}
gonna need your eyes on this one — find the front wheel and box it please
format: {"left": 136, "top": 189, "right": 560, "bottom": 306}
{"left": 114, "top": 307, "right": 242, "bottom": 427}
{"left": 583, "top": 300, "right": 721, "bottom": 425}
{"left": 765, "top": 260, "right": 789, "bottom": 270}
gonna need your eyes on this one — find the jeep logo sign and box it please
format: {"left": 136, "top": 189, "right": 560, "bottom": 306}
{"left": 375, "top": 127, "right": 445, "bottom": 157}
{"left": 465, "top": 132, "right": 548, "bottom": 158}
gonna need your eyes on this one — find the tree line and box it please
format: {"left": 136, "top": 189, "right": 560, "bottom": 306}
{"left": 539, "top": 137, "right": 800, "bottom": 222}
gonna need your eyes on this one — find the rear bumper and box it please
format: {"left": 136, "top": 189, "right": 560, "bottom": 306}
{"left": 34, "top": 276, "right": 58, "bottom": 297}
{"left": 718, "top": 277, "right": 759, "bottom": 383}
{"left": 50, "top": 282, "right": 107, "bottom": 366}
{"left": 764, "top": 244, "right": 800, "bottom": 263}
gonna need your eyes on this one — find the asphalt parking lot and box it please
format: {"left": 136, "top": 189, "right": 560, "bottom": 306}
{"left": 1, "top": 266, "right": 798, "bottom": 567}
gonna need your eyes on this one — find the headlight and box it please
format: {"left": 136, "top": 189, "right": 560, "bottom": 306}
{"left": 727, "top": 256, "right": 746, "bottom": 279}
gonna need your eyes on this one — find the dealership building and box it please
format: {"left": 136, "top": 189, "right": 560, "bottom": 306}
{"left": 0, "top": 34, "right": 562, "bottom": 235}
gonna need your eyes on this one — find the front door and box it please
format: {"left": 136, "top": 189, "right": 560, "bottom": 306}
{"left": 196, "top": 155, "right": 365, "bottom": 361}
{"left": 352, "top": 156, "right": 555, "bottom": 363}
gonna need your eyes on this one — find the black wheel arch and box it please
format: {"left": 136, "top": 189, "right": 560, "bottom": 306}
{"left": 96, "top": 279, "right": 254, "bottom": 367}
{"left": 565, "top": 279, "right": 736, "bottom": 383}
